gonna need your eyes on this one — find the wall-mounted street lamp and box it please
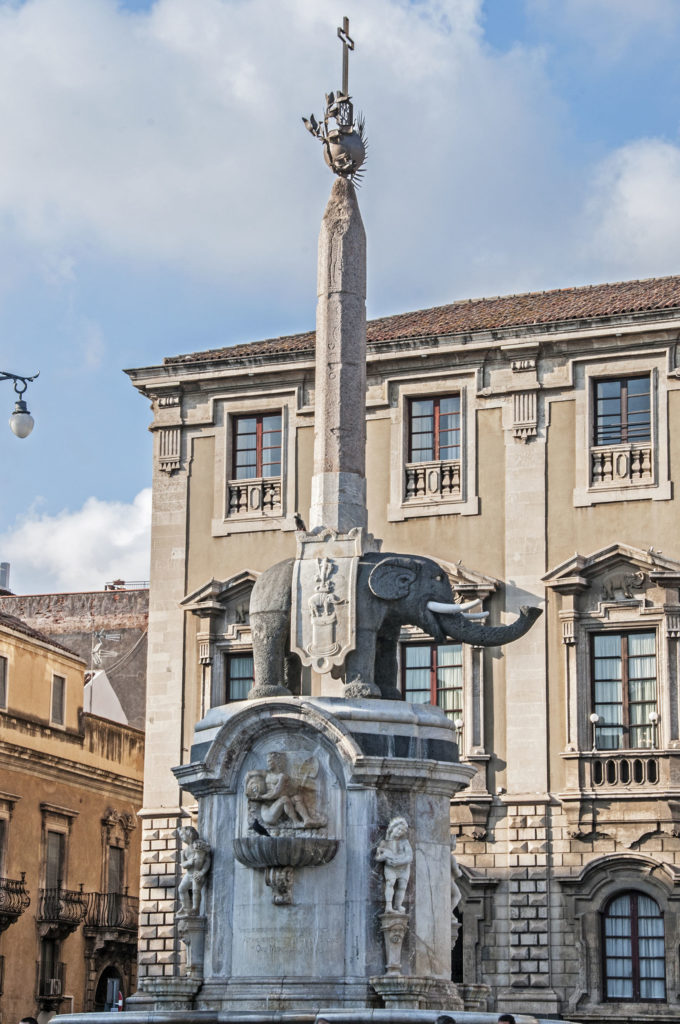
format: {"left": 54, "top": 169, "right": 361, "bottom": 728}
{"left": 648, "top": 710, "right": 659, "bottom": 749}
{"left": 589, "top": 712, "right": 600, "bottom": 751}
{"left": 1, "top": 370, "right": 38, "bottom": 438}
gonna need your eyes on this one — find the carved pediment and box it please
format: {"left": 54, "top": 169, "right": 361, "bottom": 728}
{"left": 438, "top": 560, "right": 498, "bottom": 603}
{"left": 544, "top": 544, "right": 680, "bottom": 610}
{"left": 181, "top": 571, "right": 259, "bottom": 625}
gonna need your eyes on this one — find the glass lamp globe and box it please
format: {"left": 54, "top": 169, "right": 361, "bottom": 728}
{"left": 9, "top": 399, "right": 34, "bottom": 438}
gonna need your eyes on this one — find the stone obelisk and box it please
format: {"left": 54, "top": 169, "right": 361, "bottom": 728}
{"left": 309, "top": 176, "right": 367, "bottom": 532}
{"left": 293, "top": 18, "right": 379, "bottom": 697}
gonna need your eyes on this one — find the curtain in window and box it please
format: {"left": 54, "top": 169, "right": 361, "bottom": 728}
{"left": 637, "top": 895, "right": 665, "bottom": 1000}
{"left": 604, "top": 894, "right": 633, "bottom": 999}
{"left": 403, "top": 645, "right": 431, "bottom": 703}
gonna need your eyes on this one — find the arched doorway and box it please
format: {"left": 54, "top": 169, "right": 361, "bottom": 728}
{"left": 94, "top": 965, "right": 124, "bottom": 1011}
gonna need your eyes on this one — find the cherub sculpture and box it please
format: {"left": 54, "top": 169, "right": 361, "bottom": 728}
{"left": 376, "top": 816, "right": 413, "bottom": 913}
{"left": 177, "top": 825, "right": 212, "bottom": 916}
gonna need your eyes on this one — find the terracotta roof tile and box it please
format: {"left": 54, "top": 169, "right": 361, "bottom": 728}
{"left": 164, "top": 274, "right": 680, "bottom": 366}
{"left": 0, "top": 611, "right": 81, "bottom": 658}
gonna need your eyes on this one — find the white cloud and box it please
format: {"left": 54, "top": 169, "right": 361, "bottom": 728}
{"left": 584, "top": 139, "right": 680, "bottom": 279}
{"left": 0, "top": 0, "right": 576, "bottom": 304}
{"left": 0, "top": 488, "right": 151, "bottom": 593}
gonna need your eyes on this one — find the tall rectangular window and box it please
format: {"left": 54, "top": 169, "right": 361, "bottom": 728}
{"left": 0, "top": 818, "right": 6, "bottom": 876}
{"left": 592, "top": 632, "right": 657, "bottom": 750}
{"left": 212, "top": 652, "right": 255, "bottom": 707}
{"left": 408, "top": 396, "right": 460, "bottom": 463}
{"left": 45, "top": 830, "right": 65, "bottom": 889}
{"left": 594, "top": 376, "right": 651, "bottom": 445}
{"left": 108, "top": 846, "right": 124, "bottom": 893}
{"left": 51, "top": 675, "right": 65, "bottom": 725}
{"left": 401, "top": 643, "right": 463, "bottom": 718}
{"left": 233, "top": 414, "right": 282, "bottom": 479}
{"left": 0, "top": 655, "right": 6, "bottom": 709}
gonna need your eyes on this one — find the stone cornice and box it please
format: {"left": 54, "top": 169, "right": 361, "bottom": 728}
{"left": 0, "top": 742, "right": 143, "bottom": 801}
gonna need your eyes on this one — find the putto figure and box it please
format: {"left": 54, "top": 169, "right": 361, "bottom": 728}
{"left": 177, "top": 825, "right": 212, "bottom": 916}
{"left": 302, "top": 17, "right": 367, "bottom": 182}
{"left": 245, "top": 752, "right": 327, "bottom": 830}
{"left": 376, "top": 816, "right": 413, "bottom": 913}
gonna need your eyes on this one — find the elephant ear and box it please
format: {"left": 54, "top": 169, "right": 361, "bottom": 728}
{"left": 369, "top": 557, "right": 419, "bottom": 601}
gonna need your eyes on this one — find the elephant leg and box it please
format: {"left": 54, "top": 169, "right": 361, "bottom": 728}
{"left": 374, "top": 627, "right": 403, "bottom": 701}
{"left": 284, "top": 650, "right": 302, "bottom": 696}
{"left": 248, "top": 612, "right": 294, "bottom": 699}
{"left": 343, "top": 629, "right": 381, "bottom": 699}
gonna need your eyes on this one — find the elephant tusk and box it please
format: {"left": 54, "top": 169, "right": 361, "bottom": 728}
{"left": 427, "top": 599, "right": 482, "bottom": 614}
{"left": 463, "top": 611, "right": 489, "bottom": 621}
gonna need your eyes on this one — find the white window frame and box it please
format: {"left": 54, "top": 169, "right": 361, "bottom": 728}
{"left": 387, "top": 374, "right": 480, "bottom": 521}
{"left": 397, "top": 625, "right": 486, "bottom": 757}
{"left": 573, "top": 355, "right": 671, "bottom": 507}
{"left": 211, "top": 391, "right": 299, "bottom": 536}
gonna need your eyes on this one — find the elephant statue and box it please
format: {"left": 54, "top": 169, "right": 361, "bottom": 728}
{"left": 249, "top": 552, "right": 542, "bottom": 700}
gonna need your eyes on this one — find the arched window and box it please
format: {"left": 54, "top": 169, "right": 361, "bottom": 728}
{"left": 603, "top": 892, "right": 665, "bottom": 1001}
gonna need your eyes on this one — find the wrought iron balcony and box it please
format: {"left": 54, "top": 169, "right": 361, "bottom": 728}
{"left": 83, "top": 890, "right": 139, "bottom": 932}
{"left": 0, "top": 873, "right": 30, "bottom": 933}
{"left": 228, "top": 477, "right": 282, "bottom": 516}
{"left": 590, "top": 442, "right": 653, "bottom": 487}
{"left": 36, "top": 959, "right": 65, "bottom": 1003}
{"left": 404, "top": 459, "right": 461, "bottom": 502}
{"left": 37, "top": 884, "right": 86, "bottom": 937}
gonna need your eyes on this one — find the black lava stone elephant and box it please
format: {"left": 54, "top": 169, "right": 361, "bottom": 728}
{"left": 248, "top": 552, "right": 542, "bottom": 700}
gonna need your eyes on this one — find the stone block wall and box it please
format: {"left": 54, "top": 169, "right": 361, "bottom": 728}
{"left": 137, "top": 814, "right": 184, "bottom": 981}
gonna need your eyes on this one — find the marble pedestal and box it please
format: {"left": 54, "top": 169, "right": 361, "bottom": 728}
{"left": 170, "top": 696, "right": 474, "bottom": 1012}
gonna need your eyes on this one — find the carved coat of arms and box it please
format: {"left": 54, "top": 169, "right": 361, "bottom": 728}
{"left": 291, "top": 529, "right": 360, "bottom": 674}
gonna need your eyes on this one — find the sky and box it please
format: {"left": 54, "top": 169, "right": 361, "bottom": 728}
{"left": 3, "top": 0, "right": 680, "bottom": 593}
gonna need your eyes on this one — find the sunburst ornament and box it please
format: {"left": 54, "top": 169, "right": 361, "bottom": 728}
{"left": 302, "top": 17, "right": 367, "bottom": 184}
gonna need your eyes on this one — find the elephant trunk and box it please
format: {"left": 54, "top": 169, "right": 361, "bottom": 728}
{"left": 436, "top": 605, "right": 542, "bottom": 647}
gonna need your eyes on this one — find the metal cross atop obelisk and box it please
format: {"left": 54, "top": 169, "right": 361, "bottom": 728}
{"left": 292, "top": 18, "right": 381, "bottom": 698}
{"left": 337, "top": 16, "right": 353, "bottom": 96}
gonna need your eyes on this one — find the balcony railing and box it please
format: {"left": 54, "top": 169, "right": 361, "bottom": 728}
{"left": 228, "top": 477, "right": 282, "bottom": 516}
{"left": 404, "top": 460, "right": 461, "bottom": 502}
{"left": 36, "top": 959, "right": 65, "bottom": 1001}
{"left": 591, "top": 752, "right": 659, "bottom": 788}
{"left": 37, "top": 885, "right": 87, "bottom": 932}
{"left": 83, "top": 890, "right": 139, "bottom": 932}
{"left": 590, "top": 442, "right": 653, "bottom": 487}
{"left": 0, "top": 873, "right": 30, "bottom": 932}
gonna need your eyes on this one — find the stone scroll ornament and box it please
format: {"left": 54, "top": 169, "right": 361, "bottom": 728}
{"left": 375, "top": 817, "right": 413, "bottom": 976}
{"left": 302, "top": 16, "right": 367, "bottom": 183}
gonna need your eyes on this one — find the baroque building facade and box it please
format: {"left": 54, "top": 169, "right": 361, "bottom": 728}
{"left": 128, "top": 274, "right": 680, "bottom": 1021}
{"left": 0, "top": 610, "right": 144, "bottom": 1021}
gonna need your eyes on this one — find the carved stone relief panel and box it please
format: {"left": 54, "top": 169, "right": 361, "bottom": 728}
{"left": 233, "top": 731, "right": 343, "bottom": 904}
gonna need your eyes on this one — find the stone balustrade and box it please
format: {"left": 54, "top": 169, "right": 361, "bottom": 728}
{"left": 404, "top": 460, "right": 461, "bottom": 502}
{"left": 590, "top": 442, "right": 653, "bottom": 487}
{"left": 228, "top": 477, "right": 282, "bottom": 516}
{"left": 591, "top": 751, "right": 659, "bottom": 788}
